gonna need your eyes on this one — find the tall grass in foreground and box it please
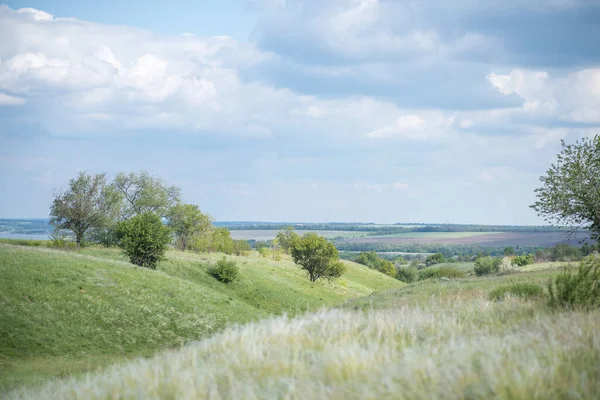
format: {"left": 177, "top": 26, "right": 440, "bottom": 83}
{"left": 8, "top": 297, "right": 600, "bottom": 400}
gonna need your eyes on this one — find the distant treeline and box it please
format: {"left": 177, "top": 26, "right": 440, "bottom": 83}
{"left": 334, "top": 242, "right": 548, "bottom": 258}
{"left": 226, "top": 222, "right": 579, "bottom": 234}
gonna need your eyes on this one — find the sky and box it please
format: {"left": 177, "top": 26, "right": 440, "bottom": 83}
{"left": 0, "top": 1, "right": 599, "bottom": 224}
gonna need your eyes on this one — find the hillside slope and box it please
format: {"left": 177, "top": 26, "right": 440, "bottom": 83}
{"left": 7, "top": 265, "right": 599, "bottom": 400}
{"left": 0, "top": 244, "right": 402, "bottom": 392}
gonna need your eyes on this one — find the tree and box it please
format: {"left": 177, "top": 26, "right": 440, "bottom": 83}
{"left": 426, "top": 253, "right": 445, "bottom": 266}
{"left": 50, "top": 172, "right": 121, "bottom": 246}
{"left": 355, "top": 251, "right": 381, "bottom": 268}
{"left": 474, "top": 256, "right": 501, "bottom": 276}
{"left": 531, "top": 136, "right": 600, "bottom": 242}
{"left": 503, "top": 247, "right": 516, "bottom": 257}
{"left": 377, "top": 260, "right": 397, "bottom": 277}
{"left": 166, "top": 204, "right": 213, "bottom": 251}
{"left": 116, "top": 212, "right": 171, "bottom": 269}
{"left": 290, "top": 233, "right": 346, "bottom": 282}
{"left": 276, "top": 226, "right": 300, "bottom": 254}
{"left": 113, "top": 171, "right": 181, "bottom": 219}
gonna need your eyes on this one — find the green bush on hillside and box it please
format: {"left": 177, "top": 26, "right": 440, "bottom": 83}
{"left": 210, "top": 257, "right": 240, "bottom": 283}
{"left": 548, "top": 255, "right": 600, "bottom": 310}
{"left": 116, "top": 212, "right": 171, "bottom": 269}
{"left": 489, "top": 283, "right": 544, "bottom": 301}
{"left": 474, "top": 256, "right": 501, "bottom": 276}
{"left": 425, "top": 253, "right": 445, "bottom": 266}
{"left": 511, "top": 254, "right": 534, "bottom": 267}
{"left": 396, "top": 266, "right": 418, "bottom": 283}
{"left": 418, "top": 267, "right": 466, "bottom": 281}
{"left": 377, "top": 260, "right": 397, "bottom": 277}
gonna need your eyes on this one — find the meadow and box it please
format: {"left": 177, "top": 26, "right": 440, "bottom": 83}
{"left": 2, "top": 240, "right": 599, "bottom": 399}
{"left": 6, "top": 258, "right": 599, "bottom": 400}
{"left": 0, "top": 244, "right": 401, "bottom": 393}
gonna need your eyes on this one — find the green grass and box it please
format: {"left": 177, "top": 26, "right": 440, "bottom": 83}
{"left": 424, "top": 262, "right": 475, "bottom": 272}
{"left": 8, "top": 261, "right": 599, "bottom": 400}
{"left": 0, "top": 244, "right": 402, "bottom": 393}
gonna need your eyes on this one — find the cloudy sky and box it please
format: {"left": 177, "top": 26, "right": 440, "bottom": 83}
{"left": 1, "top": 1, "right": 599, "bottom": 224}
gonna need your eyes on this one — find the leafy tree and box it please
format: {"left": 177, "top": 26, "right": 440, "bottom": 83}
{"left": 116, "top": 212, "right": 171, "bottom": 269}
{"left": 474, "top": 256, "right": 501, "bottom": 276}
{"left": 209, "top": 228, "right": 235, "bottom": 254}
{"left": 355, "top": 251, "right": 381, "bottom": 268}
{"left": 503, "top": 247, "right": 516, "bottom": 256}
{"left": 258, "top": 247, "right": 271, "bottom": 258}
{"left": 396, "top": 265, "right": 418, "bottom": 283}
{"left": 290, "top": 233, "right": 345, "bottom": 282}
{"left": 50, "top": 172, "right": 122, "bottom": 246}
{"left": 425, "top": 253, "right": 445, "bottom": 266}
{"left": 233, "top": 240, "right": 252, "bottom": 256}
{"left": 276, "top": 226, "right": 300, "bottom": 254}
{"left": 531, "top": 135, "right": 600, "bottom": 242}
{"left": 377, "top": 260, "right": 397, "bottom": 277}
{"left": 113, "top": 171, "right": 181, "bottom": 219}
{"left": 166, "top": 204, "right": 212, "bottom": 251}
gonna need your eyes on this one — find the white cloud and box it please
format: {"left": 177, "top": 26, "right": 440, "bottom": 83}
{"left": 16, "top": 7, "right": 53, "bottom": 21}
{"left": 0, "top": 92, "right": 25, "bottom": 105}
{"left": 365, "top": 113, "right": 455, "bottom": 140}
{"left": 488, "top": 68, "right": 600, "bottom": 123}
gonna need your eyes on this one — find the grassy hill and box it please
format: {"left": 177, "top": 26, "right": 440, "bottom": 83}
{"left": 7, "top": 263, "right": 599, "bottom": 400}
{"left": 0, "top": 244, "right": 402, "bottom": 392}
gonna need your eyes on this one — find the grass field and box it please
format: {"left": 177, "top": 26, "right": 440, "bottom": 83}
{"left": 7, "top": 262, "right": 599, "bottom": 400}
{"left": 0, "top": 244, "right": 402, "bottom": 393}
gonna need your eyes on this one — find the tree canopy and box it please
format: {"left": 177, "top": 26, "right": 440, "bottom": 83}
{"left": 113, "top": 171, "right": 181, "bottom": 219}
{"left": 290, "top": 233, "right": 346, "bottom": 282}
{"left": 49, "top": 172, "right": 121, "bottom": 246}
{"left": 166, "top": 204, "right": 213, "bottom": 251}
{"left": 531, "top": 135, "right": 600, "bottom": 242}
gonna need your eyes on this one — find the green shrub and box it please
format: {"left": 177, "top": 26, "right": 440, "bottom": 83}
{"left": 396, "top": 266, "right": 418, "bottom": 283}
{"left": 474, "top": 256, "right": 501, "bottom": 276}
{"left": 326, "top": 261, "right": 347, "bottom": 280}
{"left": 425, "top": 253, "right": 445, "bottom": 266}
{"left": 115, "top": 212, "right": 171, "bottom": 269}
{"left": 210, "top": 257, "right": 239, "bottom": 283}
{"left": 258, "top": 247, "right": 271, "bottom": 258}
{"left": 548, "top": 255, "right": 600, "bottom": 310}
{"left": 511, "top": 254, "right": 534, "bottom": 267}
{"left": 377, "top": 260, "right": 397, "bottom": 277}
{"left": 418, "top": 267, "right": 466, "bottom": 281}
{"left": 489, "top": 283, "right": 544, "bottom": 301}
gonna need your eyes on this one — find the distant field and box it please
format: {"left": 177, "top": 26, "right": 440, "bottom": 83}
{"left": 229, "top": 230, "right": 370, "bottom": 241}
{"left": 343, "top": 231, "right": 590, "bottom": 247}
{"left": 366, "top": 232, "right": 502, "bottom": 239}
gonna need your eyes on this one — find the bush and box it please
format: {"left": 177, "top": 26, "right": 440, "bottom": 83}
{"left": 511, "top": 254, "right": 534, "bottom": 267}
{"left": 210, "top": 257, "right": 239, "bottom": 283}
{"left": 377, "top": 260, "right": 397, "bottom": 277}
{"left": 116, "top": 212, "right": 172, "bottom": 269}
{"left": 498, "top": 257, "right": 516, "bottom": 274}
{"left": 548, "top": 255, "right": 600, "bottom": 310}
{"left": 258, "top": 247, "right": 271, "bottom": 258}
{"left": 326, "top": 261, "right": 347, "bottom": 280}
{"left": 418, "top": 267, "right": 466, "bottom": 281}
{"left": 489, "top": 283, "right": 544, "bottom": 301}
{"left": 474, "top": 256, "right": 501, "bottom": 276}
{"left": 425, "top": 253, "right": 445, "bottom": 266}
{"left": 396, "top": 266, "right": 418, "bottom": 283}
